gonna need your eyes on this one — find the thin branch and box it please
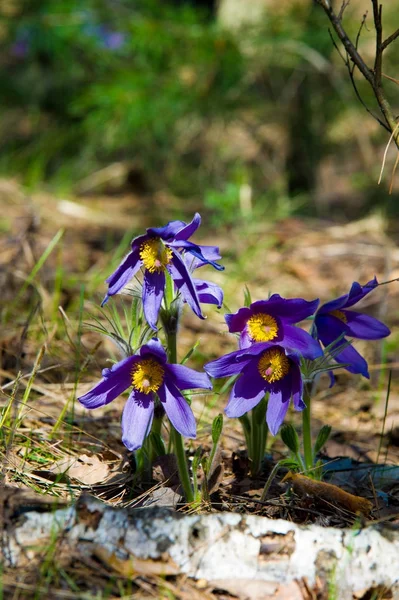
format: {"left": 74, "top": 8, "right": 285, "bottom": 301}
{"left": 328, "top": 22, "right": 388, "bottom": 131}
{"left": 347, "top": 63, "right": 389, "bottom": 131}
{"left": 315, "top": 0, "right": 399, "bottom": 149}
{"left": 371, "top": 0, "right": 383, "bottom": 87}
{"left": 355, "top": 12, "right": 368, "bottom": 52}
{"left": 338, "top": 0, "right": 351, "bottom": 21}
{"left": 315, "top": 0, "right": 374, "bottom": 85}
{"left": 381, "top": 28, "right": 399, "bottom": 50}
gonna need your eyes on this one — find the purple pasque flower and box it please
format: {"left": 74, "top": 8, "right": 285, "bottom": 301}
{"left": 313, "top": 277, "right": 390, "bottom": 378}
{"left": 225, "top": 295, "right": 322, "bottom": 359}
{"left": 102, "top": 213, "right": 224, "bottom": 330}
{"left": 78, "top": 338, "right": 212, "bottom": 451}
{"left": 205, "top": 342, "right": 304, "bottom": 436}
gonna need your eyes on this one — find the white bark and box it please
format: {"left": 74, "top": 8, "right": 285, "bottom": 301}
{"left": 4, "top": 494, "right": 399, "bottom": 599}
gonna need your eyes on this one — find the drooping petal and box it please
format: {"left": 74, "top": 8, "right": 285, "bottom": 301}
{"left": 78, "top": 355, "right": 136, "bottom": 409}
{"left": 168, "top": 251, "right": 204, "bottom": 319}
{"left": 343, "top": 310, "right": 390, "bottom": 340}
{"left": 142, "top": 270, "right": 165, "bottom": 330}
{"left": 186, "top": 245, "right": 222, "bottom": 270}
{"left": 333, "top": 343, "right": 370, "bottom": 377}
{"left": 139, "top": 338, "right": 168, "bottom": 363}
{"left": 102, "top": 248, "right": 141, "bottom": 305}
{"left": 249, "top": 296, "right": 320, "bottom": 324}
{"left": 266, "top": 390, "right": 289, "bottom": 436}
{"left": 193, "top": 278, "right": 224, "bottom": 308}
{"left": 168, "top": 240, "right": 224, "bottom": 271}
{"left": 166, "top": 363, "right": 212, "bottom": 391}
{"left": 279, "top": 324, "right": 323, "bottom": 359}
{"left": 158, "top": 381, "right": 196, "bottom": 438}
{"left": 121, "top": 390, "right": 154, "bottom": 451}
{"left": 225, "top": 360, "right": 266, "bottom": 418}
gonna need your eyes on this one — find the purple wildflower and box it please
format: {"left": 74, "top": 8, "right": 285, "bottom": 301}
{"left": 78, "top": 338, "right": 212, "bottom": 451}
{"left": 102, "top": 214, "right": 224, "bottom": 329}
{"left": 205, "top": 343, "right": 304, "bottom": 435}
{"left": 225, "top": 295, "right": 322, "bottom": 359}
{"left": 313, "top": 277, "right": 390, "bottom": 378}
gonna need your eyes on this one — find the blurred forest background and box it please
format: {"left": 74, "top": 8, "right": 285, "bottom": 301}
{"left": 1, "top": 0, "right": 399, "bottom": 226}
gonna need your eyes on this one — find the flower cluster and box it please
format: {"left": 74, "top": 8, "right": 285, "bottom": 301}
{"left": 80, "top": 214, "right": 222, "bottom": 451}
{"left": 205, "top": 283, "right": 390, "bottom": 435}
{"left": 78, "top": 211, "right": 391, "bottom": 463}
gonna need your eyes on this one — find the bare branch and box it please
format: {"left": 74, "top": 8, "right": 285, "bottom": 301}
{"left": 355, "top": 12, "right": 368, "bottom": 52}
{"left": 381, "top": 28, "right": 399, "bottom": 50}
{"left": 371, "top": 0, "right": 383, "bottom": 86}
{"left": 338, "top": 1, "right": 351, "bottom": 21}
{"left": 315, "top": 0, "right": 399, "bottom": 149}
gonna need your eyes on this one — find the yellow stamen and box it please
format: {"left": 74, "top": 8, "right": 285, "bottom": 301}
{"left": 258, "top": 348, "right": 290, "bottom": 383}
{"left": 131, "top": 359, "right": 164, "bottom": 394}
{"left": 330, "top": 309, "right": 347, "bottom": 323}
{"left": 139, "top": 238, "right": 173, "bottom": 273}
{"left": 247, "top": 313, "right": 279, "bottom": 342}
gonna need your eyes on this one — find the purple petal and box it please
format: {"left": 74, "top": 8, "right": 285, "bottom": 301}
{"left": 121, "top": 390, "right": 154, "bottom": 451}
{"left": 249, "top": 296, "right": 320, "bottom": 324}
{"left": 158, "top": 381, "right": 196, "bottom": 438}
{"left": 289, "top": 363, "right": 305, "bottom": 410}
{"left": 205, "top": 346, "right": 260, "bottom": 378}
{"left": 225, "top": 360, "right": 266, "bottom": 418}
{"left": 315, "top": 316, "right": 370, "bottom": 377}
{"left": 279, "top": 324, "right": 323, "bottom": 359}
{"left": 173, "top": 213, "right": 201, "bottom": 241}
{"left": 314, "top": 314, "right": 346, "bottom": 346}
{"left": 139, "top": 338, "right": 167, "bottom": 363}
{"left": 205, "top": 342, "right": 275, "bottom": 379}
{"left": 169, "top": 240, "right": 224, "bottom": 271}
{"left": 343, "top": 311, "right": 390, "bottom": 340}
{"left": 168, "top": 251, "right": 204, "bottom": 319}
{"left": 166, "top": 364, "right": 212, "bottom": 391}
{"left": 102, "top": 249, "right": 141, "bottom": 305}
{"left": 333, "top": 343, "right": 370, "bottom": 378}
{"left": 78, "top": 356, "right": 136, "bottom": 409}
{"left": 142, "top": 270, "right": 165, "bottom": 330}
{"left": 345, "top": 277, "right": 379, "bottom": 308}
{"left": 186, "top": 245, "right": 222, "bottom": 270}
{"left": 146, "top": 220, "right": 187, "bottom": 241}
{"left": 319, "top": 277, "right": 379, "bottom": 314}
{"left": 225, "top": 307, "right": 252, "bottom": 333}
{"left": 266, "top": 390, "right": 289, "bottom": 436}
{"left": 239, "top": 329, "right": 253, "bottom": 349}
{"left": 194, "top": 278, "right": 224, "bottom": 308}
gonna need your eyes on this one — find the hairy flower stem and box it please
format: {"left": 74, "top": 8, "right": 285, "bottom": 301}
{"left": 249, "top": 396, "right": 268, "bottom": 478}
{"left": 302, "top": 383, "right": 313, "bottom": 472}
{"left": 166, "top": 324, "right": 194, "bottom": 503}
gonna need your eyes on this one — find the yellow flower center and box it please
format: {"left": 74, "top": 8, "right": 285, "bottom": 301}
{"left": 258, "top": 348, "right": 290, "bottom": 383}
{"left": 139, "top": 238, "right": 173, "bottom": 273}
{"left": 131, "top": 359, "right": 165, "bottom": 394}
{"left": 330, "top": 309, "right": 347, "bottom": 323}
{"left": 247, "top": 313, "right": 279, "bottom": 342}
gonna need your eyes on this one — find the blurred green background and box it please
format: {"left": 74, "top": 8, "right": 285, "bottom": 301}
{"left": 1, "top": 0, "right": 398, "bottom": 224}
